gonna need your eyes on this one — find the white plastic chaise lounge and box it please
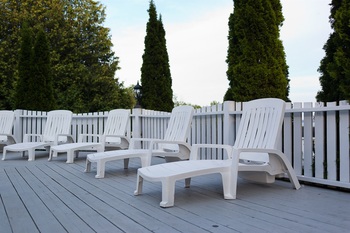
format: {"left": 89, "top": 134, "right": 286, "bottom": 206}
{"left": 0, "top": 110, "right": 17, "bottom": 151}
{"left": 49, "top": 109, "right": 130, "bottom": 163}
{"left": 85, "top": 105, "right": 194, "bottom": 178}
{"left": 134, "top": 98, "right": 301, "bottom": 207}
{"left": 2, "top": 110, "right": 73, "bottom": 161}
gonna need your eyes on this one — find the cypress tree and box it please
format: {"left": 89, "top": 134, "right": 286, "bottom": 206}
{"left": 335, "top": 0, "right": 350, "bottom": 101}
{"left": 15, "top": 22, "right": 33, "bottom": 109}
{"left": 141, "top": 0, "right": 174, "bottom": 111}
{"left": 31, "top": 28, "right": 55, "bottom": 111}
{"left": 225, "top": 0, "right": 289, "bottom": 102}
{"left": 316, "top": 0, "right": 345, "bottom": 102}
{"left": 15, "top": 25, "right": 55, "bottom": 111}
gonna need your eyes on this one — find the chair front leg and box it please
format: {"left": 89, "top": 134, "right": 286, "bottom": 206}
{"left": 123, "top": 158, "right": 130, "bottom": 169}
{"left": 28, "top": 149, "right": 35, "bottom": 161}
{"left": 84, "top": 159, "right": 91, "bottom": 173}
{"left": 95, "top": 160, "right": 106, "bottom": 178}
{"left": 134, "top": 173, "right": 144, "bottom": 195}
{"left": 66, "top": 151, "right": 75, "bottom": 164}
{"left": 48, "top": 149, "right": 55, "bottom": 161}
{"left": 2, "top": 149, "right": 7, "bottom": 160}
{"left": 184, "top": 178, "right": 191, "bottom": 188}
{"left": 160, "top": 178, "right": 176, "bottom": 208}
{"left": 221, "top": 170, "right": 237, "bottom": 200}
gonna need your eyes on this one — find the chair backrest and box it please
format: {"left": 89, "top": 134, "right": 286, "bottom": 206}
{"left": 42, "top": 110, "right": 73, "bottom": 142}
{"left": 234, "top": 98, "right": 285, "bottom": 162}
{"left": 0, "top": 111, "right": 15, "bottom": 142}
{"left": 161, "top": 105, "right": 194, "bottom": 151}
{"left": 103, "top": 109, "right": 130, "bottom": 142}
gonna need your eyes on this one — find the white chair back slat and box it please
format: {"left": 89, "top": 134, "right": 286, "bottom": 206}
{"left": 0, "top": 111, "right": 15, "bottom": 142}
{"left": 103, "top": 109, "right": 130, "bottom": 143}
{"left": 235, "top": 99, "right": 285, "bottom": 163}
{"left": 161, "top": 106, "right": 194, "bottom": 151}
{"left": 42, "top": 110, "right": 73, "bottom": 142}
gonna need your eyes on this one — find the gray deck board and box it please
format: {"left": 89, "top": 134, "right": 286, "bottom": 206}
{"left": 1, "top": 151, "right": 350, "bottom": 233}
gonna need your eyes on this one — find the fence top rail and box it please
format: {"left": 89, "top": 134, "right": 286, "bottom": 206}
{"left": 285, "top": 104, "right": 350, "bottom": 113}
{"left": 13, "top": 100, "right": 350, "bottom": 119}
{"left": 16, "top": 113, "right": 109, "bottom": 119}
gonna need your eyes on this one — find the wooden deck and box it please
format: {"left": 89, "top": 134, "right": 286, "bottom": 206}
{"left": 1, "top": 151, "right": 349, "bottom": 233}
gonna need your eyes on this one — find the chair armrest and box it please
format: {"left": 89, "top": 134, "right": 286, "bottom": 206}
{"left": 54, "top": 134, "right": 74, "bottom": 145}
{"left": 232, "top": 147, "right": 286, "bottom": 161}
{"left": 23, "top": 134, "right": 43, "bottom": 143}
{"left": 102, "top": 134, "right": 130, "bottom": 149}
{"left": 0, "top": 134, "right": 17, "bottom": 144}
{"left": 190, "top": 144, "right": 233, "bottom": 160}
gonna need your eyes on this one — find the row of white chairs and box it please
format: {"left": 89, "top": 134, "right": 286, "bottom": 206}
{"left": 0, "top": 99, "right": 300, "bottom": 207}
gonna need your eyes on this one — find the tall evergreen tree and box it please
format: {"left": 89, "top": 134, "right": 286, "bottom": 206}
{"left": 316, "top": 0, "right": 345, "bottom": 102}
{"left": 31, "top": 28, "right": 55, "bottom": 111}
{"left": 15, "top": 22, "right": 33, "bottom": 109}
{"left": 141, "top": 0, "right": 174, "bottom": 111}
{"left": 335, "top": 0, "right": 350, "bottom": 100}
{"left": 224, "top": 0, "right": 289, "bottom": 102}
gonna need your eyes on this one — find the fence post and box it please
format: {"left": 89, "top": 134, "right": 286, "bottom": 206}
{"left": 132, "top": 108, "right": 142, "bottom": 148}
{"left": 13, "top": 109, "right": 23, "bottom": 143}
{"left": 223, "top": 101, "right": 235, "bottom": 146}
{"left": 339, "top": 100, "right": 350, "bottom": 182}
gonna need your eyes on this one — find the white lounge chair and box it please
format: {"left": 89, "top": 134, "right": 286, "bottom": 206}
{"left": 85, "top": 105, "right": 194, "bottom": 178}
{"left": 2, "top": 110, "right": 73, "bottom": 161}
{"left": 134, "top": 98, "right": 301, "bottom": 207}
{"left": 49, "top": 109, "right": 130, "bottom": 163}
{"left": 0, "top": 110, "right": 17, "bottom": 151}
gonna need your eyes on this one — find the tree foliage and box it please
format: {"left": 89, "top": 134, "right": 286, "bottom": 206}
{"left": 225, "top": 0, "right": 289, "bottom": 102}
{"left": 0, "top": 0, "right": 130, "bottom": 112}
{"left": 15, "top": 22, "right": 33, "bottom": 109}
{"left": 32, "top": 28, "right": 56, "bottom": 110}
{"left": 16, "top": 25, "right": 55, "bottom": 111}
{"left": 317, "top": 0, "right": 350, "bottom": 102}
{"left": 141, "top": 0, "right": 174, "bottom": 111}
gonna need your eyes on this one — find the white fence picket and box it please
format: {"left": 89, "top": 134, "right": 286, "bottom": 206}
{"left": 315, "top": 102, "right": 325, "bottom": 179}
{"left": 284, "top": 103, "right": 293, "bottom": 165}
{"left": 293, "top": 102, "right": 303, "bottom": 175}
{"left": 327, "top": 102, "right": 337, "bottom": 181}
{"left": 303, "top": 102, "right": 314, "bottom": 177}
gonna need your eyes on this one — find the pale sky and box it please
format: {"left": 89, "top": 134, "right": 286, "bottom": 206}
{"left": 98, "top": 0, "right": 332, "bottom": 106}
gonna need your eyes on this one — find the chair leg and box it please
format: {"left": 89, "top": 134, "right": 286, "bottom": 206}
{"left": 275, "top": 152, "right": 301, "bottom": 190}
{"left": 285, "top": 166, "right": 301, "bottom": 190}
{"left": 48, "top": 149, "right": 56, "bottom": 161}
{"left": 2, "top": 149, "right": 7, "bottom": 160}
{"left": 123, "top": 158, "right": 129, "bottom": 169}
{"left": 28, "top": 149, "right": 35, "bottom": 161}
{"left": 184, "top": 178, "right": 191, "bottom": 188}
{"left": 66, "top": 151, "right": 74, "bottom": 164}
{"left": 134, "top": 173, "right": 143, "bottom": 196}
{"left": 84, "top": 159, "right": 91, "bottom": 173}
{"left": 160, "top": 179, "right": 175, "bottom": 208}
{"left": 221, "top": 170, "right": 237, "bottom": 200}
{"left": 140, "top": 154, "right": 152, "bottom": 167}
{"left": 95, "top": 160, "right": 106, "bottom": 178}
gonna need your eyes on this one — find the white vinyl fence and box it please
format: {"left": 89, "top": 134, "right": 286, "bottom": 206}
{"left": 10, "top": 100, "right": 350, "bottom": 189}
